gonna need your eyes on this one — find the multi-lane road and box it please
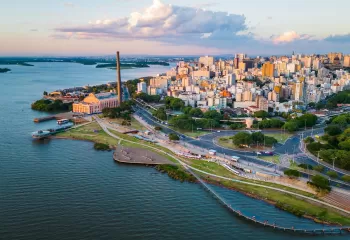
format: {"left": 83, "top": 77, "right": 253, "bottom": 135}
{"left": 133, "top": 105, "right": 350, "bottom": 189}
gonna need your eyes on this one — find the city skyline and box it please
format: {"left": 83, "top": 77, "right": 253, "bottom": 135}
{"left": 1, "top": 0, "right": 350, "bottom": 56}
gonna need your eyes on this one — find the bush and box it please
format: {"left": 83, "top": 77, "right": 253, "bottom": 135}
{"left": 309, "top": 175, "right": 331, "bottom": 191}
{"left": 326, "top": 171, "right": 338, "bottom": 179}
{"left": 304, "top": 137, "right": 314, "bottom": 144}
{"left": 313, "top": 165, "right": 324, "bottom": 172}
{"left": 342, "top": 175, "right": 350, "bottom": 183}
{"left": 298, "top": 164, "right": 313, "bottom": 170}
{"left": 169, "top": 133, "right": 180, "bottom": 141}
{"left": 94, "top": 143, "right": 110, "bottom": 151}
{"left": 284, "top": 169, "right": 301, "bottom": 178}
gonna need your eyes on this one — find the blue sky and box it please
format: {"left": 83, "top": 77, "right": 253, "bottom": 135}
{"left": 1, "top": 0, "right": 350, "bottom": 56}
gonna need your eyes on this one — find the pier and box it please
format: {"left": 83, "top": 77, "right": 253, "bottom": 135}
{"left": 34, "top": 112, "right": 85, "bottom": 123}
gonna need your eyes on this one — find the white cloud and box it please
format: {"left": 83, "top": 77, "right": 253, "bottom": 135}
{"left": 272, "top": 31, "right": 312, "bottom": 44}
{"left": 55, "top": 0, "right": 247, "bottom": 42}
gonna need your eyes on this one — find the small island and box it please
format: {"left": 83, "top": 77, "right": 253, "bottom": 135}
{"left": 0, "top": 68, "right": 11, "bottom": 73}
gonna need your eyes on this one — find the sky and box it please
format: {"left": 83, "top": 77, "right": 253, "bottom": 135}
{"left": 1, "top": 0, "right": 350, "bottom": 56}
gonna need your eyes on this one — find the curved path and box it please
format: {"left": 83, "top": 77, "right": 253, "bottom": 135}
{"left": 92, "top": 115, "right": 350, "bottom": 234}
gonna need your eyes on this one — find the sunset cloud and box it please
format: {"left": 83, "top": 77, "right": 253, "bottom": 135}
{"left": 272, "top": 31, "right": 312, "bottom": 44}
{"left": 54, "top": 0, "right": 247, "bottom": 43}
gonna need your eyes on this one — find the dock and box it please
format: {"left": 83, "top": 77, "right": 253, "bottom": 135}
{"left": 113, "top": 146, "right": 173, "bottom": 165}
{"left": 34, "top": 112, "right": 86, "bottom": 123}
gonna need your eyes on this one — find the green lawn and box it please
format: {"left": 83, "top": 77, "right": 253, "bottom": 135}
{"left": 217, "top": 137, "right": 272, "bottom": 151}
{"left": 259, "top": 155, "right": 280, "bottom": 164}
{"left": 197, "top": 172, "right": 350, "bottom": 225}
{"left": 108, "top": 117, "right": 147, "bottom": 131}
{"left": 265, "top": 133, "right": 293, "bottom": 143}
{"left": 56, "top": 122, "right": 120, "bottom": 146}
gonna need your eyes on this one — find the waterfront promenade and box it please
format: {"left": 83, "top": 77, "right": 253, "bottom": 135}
{"left": 92, "top": 115, "right": 350, "bottom": 234}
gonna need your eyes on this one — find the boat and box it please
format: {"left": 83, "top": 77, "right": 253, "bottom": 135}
{"left": 32, "top": 130, "right": 52, "bottom": 139}
{"left": 32, "top": 123, "right": 74, "bottom": 139}
{"left": 57, "top": 119, "right": 69, "bottom": 125}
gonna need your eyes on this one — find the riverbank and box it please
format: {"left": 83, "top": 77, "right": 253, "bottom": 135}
{"left": 53, "top": 121, "right": 350, "bottom": 226}
{"left": 198, "top": 173, "right": 350, "bottom": 226}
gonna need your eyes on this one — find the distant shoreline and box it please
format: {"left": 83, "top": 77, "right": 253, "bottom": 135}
{"left": 0, "top": 68, "right": 11, "bottom": 73}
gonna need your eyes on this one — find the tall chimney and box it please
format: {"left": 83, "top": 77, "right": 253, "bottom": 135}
{"left": 116, "top": 51, "right": 122, "bottom": 105}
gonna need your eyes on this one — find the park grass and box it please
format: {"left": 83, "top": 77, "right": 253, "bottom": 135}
{"left": 56, "top": 122, "right": 350, "bottom": 225}
{"left": 196, "top": 172, "right": 350, "bottom": 226}
{"left": 259, "top": 155, "right": 280, "bottom": 164}
{"left": 107, "top": 117, "right": 147, "bottom": 131}
{"left": 187, "top": 159, "right": 237, "bottom": 178}
{"left": 55, "top": 122, "right": 119, "bottom": 146}
{"left": 217, "top": 137, "right": 272, "bottom": 151}
{"left": 265, "top": 133, "right": 293, "bottom": 143}
{"left": 187, "top": 159, "right": 316, "bottom": 198}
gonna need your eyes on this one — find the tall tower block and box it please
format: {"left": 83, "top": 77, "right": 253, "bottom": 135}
{"left": 116, "top": 51, "right": 122, "bottom": 105}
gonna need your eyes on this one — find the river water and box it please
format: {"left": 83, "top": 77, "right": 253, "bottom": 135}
{"left": 0, "top": 63, "right": 346, "bottom": 239}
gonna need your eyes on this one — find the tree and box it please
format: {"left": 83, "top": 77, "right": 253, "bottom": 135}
{"left": 297, "top": 113, "right": 318, "bottom": 128}
{"left": 153, "top": 107, "right": 167, "bottom": 120}
{"left": 310, "top": 175, "right": 331, "bottom": 191}
{"left": 304, "top": 137, "right": 314, "bottom": 144}
{"left": 182, "top": 106, "right": 192, "bottom": 114}
{"left": 284, "top": 169, "right": 301, "bottom": 178}
{"left": 283, "top": 121, "right": 299, "bottom": 132}
{"left": 326, "top": 171, "right": 338, "bottom": 179}
{"left": 231, "top": 132, "right": 252, "bottom": 147}
{"left": 189, "top": 108, "right": 203, "bottom": 118}
{"left": 169, "top": 133, "right": 180, "bottom": 141}
{"left": 325, "top": 125, "right": 342, "bottom": 136}
{"left": 43, "top": 91, "right": 48, "bottom": 96}
{"left": 254, "top": 110, "right": 268, "bottom": 118}
{"left": 308, "top": 102, "right": 316, "bottom": 108}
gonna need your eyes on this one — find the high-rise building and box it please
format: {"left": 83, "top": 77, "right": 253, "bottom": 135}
{"left": 256, "top": 95, "right": 269, "bottom": 112}
{"left": 233, "top": 58, "right": 239, "bottom": 69}
{"left": 343, "top": 55, "right": 350, "bottom": 67}
{"left": 235, "top": 53, "right": 246, "bottom": 61}
{"left": 137, "top": 81, "right": 147, "bottom": 93}
{"left": 199, "top": 56, "right": 214, "bottom": 67}
{"left": 225, "top": 74, "right": 236, "bottom": 85}
{"left": 238, "top": 62, "right": 246, "bottom": 71}
{"left": 262, "top": 62, "right": 274, "bottom": 77}
{"left": 328, "top": 52, "right": 343, "bottom": 64}
{"left": 182, "top": 77, "right": 192, "bottom": 87}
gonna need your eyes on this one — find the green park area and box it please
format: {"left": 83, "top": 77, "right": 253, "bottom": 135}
{"left": 56, "top": 122, "right": 350, "bottom": 225}
{"left": 196, "top": 170, "right": 350, "bottom": 225}
{"left": 265, "top": 132, "right": 293, "bottom": 143}
{"left": 258, "top": 155, "right": 280, "bottom": 164}
{"left": 108, "top": 117, "right": 147, "bottom": 131}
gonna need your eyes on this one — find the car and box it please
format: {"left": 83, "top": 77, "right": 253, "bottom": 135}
{"left": 256, "top": 151, "right": 262, "bottom": 155}
{"left": 217, "top": 130, "right": 221, "bottom": 133}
